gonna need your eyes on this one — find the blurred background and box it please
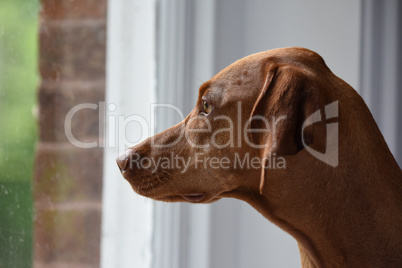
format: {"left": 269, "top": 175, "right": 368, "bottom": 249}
{"left": 0, "top": 0, "right": 401, "bottom": 268}
{"left": 0, "top": 0, "right": 39, "bottom": 267}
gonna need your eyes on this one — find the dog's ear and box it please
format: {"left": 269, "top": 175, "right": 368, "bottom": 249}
{"left": 249, "top": 65, "right": 326, "bottom": 193}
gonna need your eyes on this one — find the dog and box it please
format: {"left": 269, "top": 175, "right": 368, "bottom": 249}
{"left": 117, "top": 47, "right": 402, "bottom": 267}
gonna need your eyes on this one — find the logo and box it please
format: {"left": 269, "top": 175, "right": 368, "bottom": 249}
{"left": 302, "top": 101, "right": 339, "bottom": 167}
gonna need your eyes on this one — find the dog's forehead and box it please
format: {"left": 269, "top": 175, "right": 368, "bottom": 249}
{"left": 197, "top": 47, "right": 327, "bottom": 104}
{"left": 206, "top": 58, "right": 262, "bottom": 90}
{"left": 197, "top": 54, "right": 268, "bottom": 105}
{"left": 216, "top": 55, "right": 264, "bottom": 79}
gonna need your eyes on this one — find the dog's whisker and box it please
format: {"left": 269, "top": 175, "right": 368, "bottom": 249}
{"left": 156, "top": 171, "right": 181, "bottom": 195}
{"left": 160, "top": 170, "right": 172, "bottom": 176}
{"left": 154, "top": 173, "right": 168, "bottom": 189}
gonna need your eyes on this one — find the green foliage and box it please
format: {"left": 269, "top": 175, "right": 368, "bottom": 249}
{"left": 0, "top": 0, "right": 40, "bottom": 266}
{"left": 0, "top": 0, "right": 39, "bottom": 181}
{"left": 0, "top": 181, "right": 34, "bottom": 268}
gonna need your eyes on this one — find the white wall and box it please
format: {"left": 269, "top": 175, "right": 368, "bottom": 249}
{"left": 243, "top": 0, "right": 361, "bottom": 90}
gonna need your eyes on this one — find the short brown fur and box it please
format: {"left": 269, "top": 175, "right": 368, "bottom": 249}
{"left": 117, "top": 47, "right": 402, "bottom": 268}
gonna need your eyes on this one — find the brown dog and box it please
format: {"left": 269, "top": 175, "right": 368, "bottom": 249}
{"left": 117, "top": 47, "right": 402, "bottom": 267}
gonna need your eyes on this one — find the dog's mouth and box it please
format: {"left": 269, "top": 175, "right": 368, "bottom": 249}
{"left": 129, "top": 179, "right": 207, "bottom": 203}
{"left": 180, "top": 193, "right": 205, "bottom": 202}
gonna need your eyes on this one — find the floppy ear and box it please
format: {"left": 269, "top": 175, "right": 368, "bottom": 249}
{"left": 249, "top": 65, "right": 326, "bottom": 194}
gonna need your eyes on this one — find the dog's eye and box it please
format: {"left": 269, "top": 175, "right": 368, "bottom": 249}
{"left": 202, "top": 101, "right": 212, "bottom": 114}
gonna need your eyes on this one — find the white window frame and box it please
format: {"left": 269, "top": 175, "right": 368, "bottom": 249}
{"left": 102, "top": 1, "right": 156, "bottom": 267}
{"left": 102, "top": 1, "right": 215, "bottom": 268}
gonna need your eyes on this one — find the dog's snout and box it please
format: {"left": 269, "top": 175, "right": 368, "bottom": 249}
{"left": 116, "top": 149, "right": 132, "bottom": 172}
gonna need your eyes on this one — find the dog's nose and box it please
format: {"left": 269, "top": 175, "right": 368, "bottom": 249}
{"left": 116, "top": 149, "right": 132, "bottom": 172}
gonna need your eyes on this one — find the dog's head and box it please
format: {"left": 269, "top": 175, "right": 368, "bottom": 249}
{"left": 117, "top": 47, "right": 329, "bottom": 203}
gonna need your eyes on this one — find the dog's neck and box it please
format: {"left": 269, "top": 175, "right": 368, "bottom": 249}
{"left": 239, "top": 148, "right": 402, "bottom": 267}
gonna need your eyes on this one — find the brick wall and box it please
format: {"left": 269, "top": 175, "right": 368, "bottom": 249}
{"left": 34, "top": 1, "right": 107, "bottom": 267}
